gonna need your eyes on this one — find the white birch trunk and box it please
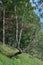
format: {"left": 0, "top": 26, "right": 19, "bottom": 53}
{"left": 18, "top": 3, "right": 28, "bottom": 48}
{"left": 15, "top": 6, "right": 18, "bottom": 47}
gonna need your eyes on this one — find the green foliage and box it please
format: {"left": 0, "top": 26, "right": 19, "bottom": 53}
{"left": 12, "top": 53, "right": 43, "bottom": 65}
{"left": 36, "top": 31, "right": 43, "bottom": 60}
{"left": 0, "top": 44, "right": 19, "bottom": 55}
{"left": 0, "top": 53, "right": 43, "bottom": 65}
{"left": 0, "top": 0, "right": 42, "bottom": 64}
{"left": 0, "top": 53, "right": 13, "bottom": 65}
{"left": 28, "top": 31, "right": 43, "bottom": 60}
{"left": 0, "top": 0, "right": 40, "bottom": 49}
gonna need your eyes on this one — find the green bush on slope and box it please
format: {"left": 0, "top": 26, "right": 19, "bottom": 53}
{"left": 0, "top": 44, "right": 19, "bottom": 56}
{"left": 0, "top": 53, "right": 43, "bottom": 65}
{"left": 0, "top": 61, "right": 3, "bottom": 65}
{"left": 12, "top": 53, "right": 43, "bottom": 65}
{"left": 0, "top": 53, "right": 13, "bottom": 65}
{"left": 0, "top": 44, "right": 43, "bottom": 65}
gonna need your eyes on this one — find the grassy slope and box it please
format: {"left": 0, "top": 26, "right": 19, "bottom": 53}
{"left": 0, "top": 43, "right": 43, "bottom": 65}
{"left": 12, "top": 53, "right": 43, "bottom": 65}
{"left": 0, "top": 44, "right": 19, "bottom": 56}
{"left": 0, "top": 53, "right": 13, "bottom": 65}
{"left": 0, "top": 53, "right": 43, "bottom": 65}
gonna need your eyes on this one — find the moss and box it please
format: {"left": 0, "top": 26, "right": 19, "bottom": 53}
{"left": 0, "top": 44, "right": 19, "bottom": 56}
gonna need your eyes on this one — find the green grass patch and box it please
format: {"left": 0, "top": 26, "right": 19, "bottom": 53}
{"left": 0, "top": 53, "right": 43, "bottom": 65}
{"left": 0, "top": 53, "right": 13, "bottom": 65}
{"left": 0, "top": 42, "right": 43, "bottom": 65}
{"left": 12, "top": 53, "right": 43, "bottom": 65}
{"left": 0, "top": 44, "right": 19, "bottom": 56}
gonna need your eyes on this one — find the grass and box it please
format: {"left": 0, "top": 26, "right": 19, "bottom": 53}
{"left": 0, "top": 43, "right": 43, "bottom": 65}
{"left": 0, "top": 53, "right": 43, "bottom": 65}
{"left": 0, "top": 53, "right": 13, "bottom": 65}
{"left": 12, "top": 53, "right": 43, "bottom": 65}
{"left": 0, "top": 44, "right": 19, "bottom": 55}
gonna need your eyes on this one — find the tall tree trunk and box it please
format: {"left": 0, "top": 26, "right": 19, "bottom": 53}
{"left": 15, "top": 6, "right": 18, "bottom": 47}
{"left": 15, "top": 3, "right": 28, "bottom": 51}
{"left": 18, "top": 18, "right": 23, "bottom": 48}
{"left": 18, "top": 3, "right": 28, "bottom": 49}
{"left": 3, "top": 6, "right": 5, "bottom": 46}
{"left": 16, "top": 16, "right": 18, "bottom": 47}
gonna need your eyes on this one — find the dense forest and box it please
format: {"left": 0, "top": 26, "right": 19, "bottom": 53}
{"left": 0, "top": 0, "right": 43, "bottom": 65}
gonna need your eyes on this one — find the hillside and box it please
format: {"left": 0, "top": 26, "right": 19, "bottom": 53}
{"left": 0, "top": 53, "right": 43, "bottom": 65}
{"left": 0, "top": 0, "right": 43, "bottom": 65}
{"left": 0, "top": 44, "right": 43, "bottom": 65}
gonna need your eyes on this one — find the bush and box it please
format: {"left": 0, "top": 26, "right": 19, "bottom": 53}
{"left": 12, "top": 53, "right": 43, "bottom": 65}
{"left": 0, "top": 44, "right": 19, "bottom": 56}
